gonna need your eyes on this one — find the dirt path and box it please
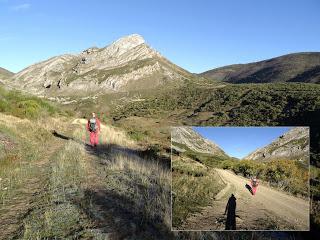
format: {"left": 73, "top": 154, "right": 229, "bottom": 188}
{"left": 182, "top": 169, "right": 309, "bottom": 230}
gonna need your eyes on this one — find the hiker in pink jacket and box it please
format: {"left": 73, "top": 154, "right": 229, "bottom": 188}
{"left": 250, "top": 176, "right": 259, "bottom": 195}
{"left": 87, "top": 112, "right": 101, "bottom": 147}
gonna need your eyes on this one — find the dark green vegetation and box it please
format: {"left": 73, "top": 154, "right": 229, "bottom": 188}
{"left": 0, "top": 86, "right": 68, "bottom": 119}
{"left": 221, "top": 158, "right": 309, "bottom": 197}
{"left": 112, "top": 82, "right": 320, "bottom": 126}
{"left": 201, "top": 52, "right": 320, "bottom": 84}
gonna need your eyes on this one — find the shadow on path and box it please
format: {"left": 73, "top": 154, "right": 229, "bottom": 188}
{"left": 245, "top": 183, "right": 253, "bottom": 195}
{"left": 75, "top": 188, "right": 172, "bottom": 239}
{"left": 224, "top": 194, "right": 237, "bottom": 230}
{"left": 51, "top": 130, "right": 74, "bottom": 141}
{"left": 84, "top": 143, "right": 170, "bottom": 169}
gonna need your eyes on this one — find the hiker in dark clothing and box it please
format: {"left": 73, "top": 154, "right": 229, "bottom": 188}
{"left": 224, "top": 194, "right": 237, "bottom": 230}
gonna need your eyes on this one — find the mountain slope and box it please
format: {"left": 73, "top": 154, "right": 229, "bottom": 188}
{"left": 10, "top": 34, "right": 194, "bottom": 96}
{"left": 171, "top": 127, "right": 226, "bottom": 156}
{"left": 201, "top": 52, "right": 320, "bottom": 83}
{"left": 0, "top": 67, "right": 14, "bottom": 81}
{"left": 245, "top": 127, "right": 309, "bottom": 161}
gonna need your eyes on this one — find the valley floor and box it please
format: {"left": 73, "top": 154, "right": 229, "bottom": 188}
{"left": 181, "top": 169, "right": 310, "bottom": 231}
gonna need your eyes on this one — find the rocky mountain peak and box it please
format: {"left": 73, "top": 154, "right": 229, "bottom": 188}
{"left": 110, "top": 34, "right": 145, "bottom": 48}
{"left": 8, "top": 34, "right": 191, "bottom": 98}
{"left": 102, "top": 34, "right": 145, "bottom": 57}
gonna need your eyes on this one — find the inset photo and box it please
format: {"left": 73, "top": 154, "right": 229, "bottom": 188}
{"left": 171, "top": 126, "right": 310, "bottom": 231}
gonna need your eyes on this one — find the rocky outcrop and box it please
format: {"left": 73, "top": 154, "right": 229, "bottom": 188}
{"left": 245, "top": 127, "right": 309, "bottom": 161}
{"left": 171, "top": 127, "right": 226, "bottom": 156}
{"left": 9, "top": 34, "right": 192, "bottom": 96}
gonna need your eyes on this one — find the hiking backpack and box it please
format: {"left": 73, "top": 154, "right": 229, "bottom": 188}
{"left": 89, "top": 118, "right": 97, "bottom": 132}
{"left": 252, "top": 179, "right": 258, "bottom": 187}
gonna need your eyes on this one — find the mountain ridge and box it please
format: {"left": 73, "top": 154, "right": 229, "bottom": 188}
{"left": 200, "top": 52, "right": 320, "bottom": 84}
{"left": 245, "top": 127, "right": 309, "bottom": 162}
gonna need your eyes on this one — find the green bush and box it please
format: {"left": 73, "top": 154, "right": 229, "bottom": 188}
{"left": 17, "top": 100, "right": 41, "bottom": 118}
{"left": 0, "top": 99, "right": 8, "bottom": 112}
{"left": 0, "top": 86, "right": 60, "bottom": 119}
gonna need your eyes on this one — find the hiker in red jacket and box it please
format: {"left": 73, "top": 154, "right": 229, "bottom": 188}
{"left": 250, "top": 176, "right": 259, "bottom": 195}
{"left": 87, "top": 112, "right": 101, "bottom": 147}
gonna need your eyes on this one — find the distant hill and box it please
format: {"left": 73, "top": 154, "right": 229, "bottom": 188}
{"left": 245, "top": 127, "right": 309, "bottom": 162}
{"left": 200, "top": 52, "right": 320, "bottom": 84}
{"left": 0, "top": 67, "right": 13, "bottom": 81}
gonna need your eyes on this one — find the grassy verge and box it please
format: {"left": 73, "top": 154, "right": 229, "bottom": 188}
{"left": 22, "top": 141, "right": 96, "bottom": 239}
{"left": 100, "top": 148, "right": 172, "bottom": 238}
{"left": 172, "top": 153, "right": 224, "bottom": 228}
{"left": 0, "top": 118, "right": 52, "bottom": 207}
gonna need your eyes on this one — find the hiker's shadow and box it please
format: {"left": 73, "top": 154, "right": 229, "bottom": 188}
{"left": 84, "top": 143, "right": 171, "bottom": 168}
{"left": 245, "top": 183, "right": 253, "bottom": 195}
{"left": 52, "top": 130, "right": 73, "bottom": 140}
{"left": 224, "top": 194, "right": 237, "bottom": 230}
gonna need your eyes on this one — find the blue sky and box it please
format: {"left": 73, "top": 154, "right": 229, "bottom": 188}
{"left": 193, "top": 127, "right": 292, "bottom": 159}
{"left": 0, "top": 0, "right": 319, "bottom": 73}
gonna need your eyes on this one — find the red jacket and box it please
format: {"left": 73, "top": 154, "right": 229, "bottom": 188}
{"left": 87, "top": 117, "right": 101, "bottom": 132}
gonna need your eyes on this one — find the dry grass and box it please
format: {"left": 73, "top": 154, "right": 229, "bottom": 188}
{"left": 107, "top": 147, "right": 171, "bottom": 225}
{"left": 171, "top": 151, "right": 225, "bottom": 228}
{"left": 172, "top": 155, "right": 208, "bottom": 177}
{"left": 0, "top": 114, "right": 49, "bottom": 204}
{"left": 22, "top": 141, "right": 91, "bottom": 239}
